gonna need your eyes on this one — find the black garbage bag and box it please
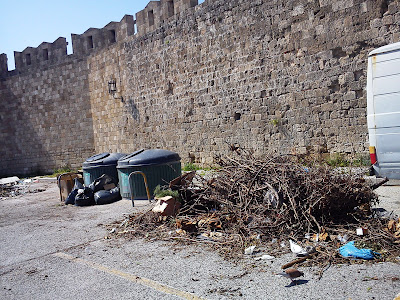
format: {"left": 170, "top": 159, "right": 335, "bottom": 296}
{"left": 75, "top": 187, "right": 95, "bottom": 206}
{"left": 94, "top": 187, "right": 122, "bottom": 205}
{"left": 88, "top": 174, "right": 117, "bottom": 193}
{"left": 65, "top": 178, "right": 84, "bottom": 205}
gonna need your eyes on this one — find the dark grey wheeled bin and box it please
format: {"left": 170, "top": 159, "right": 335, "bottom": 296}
{"left": 82, "top": 152, "right": 126, "bottom": 186}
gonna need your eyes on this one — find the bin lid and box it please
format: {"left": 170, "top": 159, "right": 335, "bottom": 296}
{"left": 83, "top": 152, "right": 126, "bottom": 169}
{"left": 117, "top": 149, "right": 181, "bottom": 167}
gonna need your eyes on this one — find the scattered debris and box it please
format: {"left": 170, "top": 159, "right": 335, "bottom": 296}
{"left": 114, "top": 150, "right": 400, "bottom": 271}
{"left": 0, "top": 176, "right": 20, "bottom": 185}
{"left": 1, "top": 176, "right": 46, "bottom": 198}
{"left": 208, "top": 287, "right": 243, "bottom": 297}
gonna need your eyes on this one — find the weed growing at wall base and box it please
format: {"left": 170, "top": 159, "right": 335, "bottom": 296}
{"left": 154, "top": 185, "right": 181, "bottom": 202}
{"left": 50, "top": 165, "right": 74, "bottom": 177}
{"left": 325, "top": 153, "right": 371, "bottom": 168}
{"left": 326, "top": 153, "right": 350, "bottom": 167}
{"left": 182, "top": 163, "right": 202, "bottom": 172}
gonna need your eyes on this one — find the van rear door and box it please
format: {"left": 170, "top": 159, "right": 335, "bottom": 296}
{"left": 367, "top": 42, "right": 400, "bottom": 179}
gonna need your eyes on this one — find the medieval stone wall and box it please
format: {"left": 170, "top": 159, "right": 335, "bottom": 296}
{"left": 0, "top": 57, "right": 94, "bottom": 176}
{"left": 92, "top": 0, "right": 400, "bottom": 164}
{"left": 1, "top": 0, "right": 399, "bottom": 176}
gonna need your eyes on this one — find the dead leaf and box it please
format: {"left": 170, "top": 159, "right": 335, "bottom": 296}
{"left": 359, "top": 203, "right": 371, "bottom": 213}
{"left": 312, "top": 232, "right": 328, "bottom": 242}
{"left": 176, "top": 219, "right": 197, "bottom": 232}
{"left": 388, "top": 220, "right": 396, "bottom": 232}
{"left": 176, "top": 228, "right": 186, "bottom": 235}
{"left": 320, "top": 232, "right": 329, "bottom": 241}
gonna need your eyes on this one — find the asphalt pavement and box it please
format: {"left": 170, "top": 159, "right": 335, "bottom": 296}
{"left": 0, "top": 179, "right": 399, "bottom": 300}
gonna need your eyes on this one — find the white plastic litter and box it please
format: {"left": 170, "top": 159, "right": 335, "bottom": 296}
{"left": 0, "top": 176, "right": 20, "bottom": 185}
{"left": 289, "top": 240, "right": 308, "bottom": 256}
{"left": 254, "top": 254, "right": 275, "bottom": 260}
{"left": 337, "top": 234, "right": 348, "bottom": 243}
{"left": 244, "top": 245, "right": 256, "bottom": 255}
{"left": 356, "top": 228, "right": 368, "bottom": 236}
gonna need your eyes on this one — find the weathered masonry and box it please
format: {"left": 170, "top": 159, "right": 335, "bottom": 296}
{"left": 0, "top": 0, "right": 399, "bottom": 176}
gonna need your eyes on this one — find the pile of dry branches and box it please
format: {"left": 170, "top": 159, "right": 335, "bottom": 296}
{"left": 118, "top": 150, "right": 400, "bottom": 266}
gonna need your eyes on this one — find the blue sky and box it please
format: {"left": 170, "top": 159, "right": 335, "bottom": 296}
{"left": 0, "top": 0, "right": 205, "bottom": 70}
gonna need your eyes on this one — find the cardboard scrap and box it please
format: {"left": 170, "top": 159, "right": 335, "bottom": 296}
{"left": 152, "top": 196, "right": 181, "bottom": 216}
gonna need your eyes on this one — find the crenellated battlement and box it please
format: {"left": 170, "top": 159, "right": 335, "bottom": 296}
{"left": 71, "top": 14, "right": 135, "bottom": 56}
{"left": 136, "top": 1, "right": 162, "bottom": 37}
{"left": 13, "top": 37, "right": 68, "bottom": 72}
{"left": 1, "top": 0, "right": 200, "bottom": 77}
{"left": 0, "top": 53, "right": 7, "bottom": 77}
{"left": 136, "top": 0, "right": 198, "bottom": 36}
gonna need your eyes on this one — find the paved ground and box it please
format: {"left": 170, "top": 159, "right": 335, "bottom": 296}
{"left": 0, "top": 179, "right": 399, "bottom": 300}
{"left": 374, "top": 179, "right": 400, "bottom": 217}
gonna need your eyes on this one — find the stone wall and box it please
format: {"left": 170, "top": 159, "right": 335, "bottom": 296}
{"left": 87, "top": 42, "right": 131, "bottom": 154}
{"left": 0, "top": 57, "right": 94, "bottom": 176}
{"left": 1, "top": 0, "right": 400, "bottom": 176}
{"left": 95, "top": 0, "right": 400, "bottom": 164}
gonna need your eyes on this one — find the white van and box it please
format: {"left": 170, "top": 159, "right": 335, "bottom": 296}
{"left": 367, "top": 42, "right": 400, "bottom": 179}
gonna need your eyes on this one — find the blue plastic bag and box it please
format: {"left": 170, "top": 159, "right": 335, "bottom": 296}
{"left": 339, "top": 241, "right": 380, "bottom": 260}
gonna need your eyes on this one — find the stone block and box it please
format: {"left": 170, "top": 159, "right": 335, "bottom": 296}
{"left": 360, "top": 2, "right": 368, "bottom": 13}
{"left": 382, "top": 15, "right": 393, "bottom": 26}
{"left": 370, "top": 18, "right": 382, "bottom": 28}
{"left": 388, "top": 3, "right": 399, "bottom": 15}
{"left": 292, "top": 5, "right": 304, "bottom": 16}
{"left": 332, "top": 0, "right": 354, "bottom": 12}
{"left": 319, "top": 0, "right": 331, "bottom": 8}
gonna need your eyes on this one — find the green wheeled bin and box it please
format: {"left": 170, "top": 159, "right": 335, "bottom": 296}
{"left": 117, "top": 149, "right": 181, "bottom": 199}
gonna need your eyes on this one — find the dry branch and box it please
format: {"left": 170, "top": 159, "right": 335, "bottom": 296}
{"left": 119, "top": 150, "right": 400, "bottom": 266}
